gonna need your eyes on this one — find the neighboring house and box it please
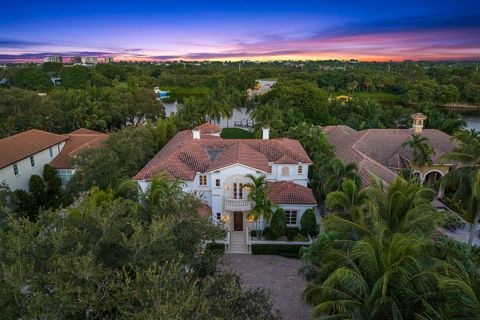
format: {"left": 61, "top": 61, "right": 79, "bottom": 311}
{"left": 50, "top": 128, "right": 107, "bottom": 186}
{"left": 133, "top": 123, "right": 317, "bottom": 252}
{"left": 323, "top": 113, "right": 457, "bottom": 187}
{"left": 0, "top": 130, "right": 68, "bottom": 191}
{"left": 0, "top": 128, "right": 106, "bottom": 191}
{"left": 246, "top": 79, "right": 277, "bottom": 99}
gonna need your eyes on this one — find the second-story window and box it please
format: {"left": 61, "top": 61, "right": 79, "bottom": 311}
{"left": 297, "top": 165, "right": 303, "bottom": 174}
{"left": 281, "top": 166, "right": 290, "bottom": 176}
{"left": 30, "top": 155, "right": 36, "bottom": 167}
{"left": 199, "top": 175, "right": 207, "bottom": 186}
{"left": 215, "top": 179, "right": 220, "bottom": 187}
{"left": 233, "top": 183, "right": 243, "bottom": 199}
{"left": 49, "top": 147, "right": 54, "bottom": 157}
{"left": 13, "top": 163, "right": 19, "bottom": 176}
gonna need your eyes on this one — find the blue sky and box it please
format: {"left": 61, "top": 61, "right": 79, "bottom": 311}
{"left": 1, "top": 0, "right": 479, "bottom": 62}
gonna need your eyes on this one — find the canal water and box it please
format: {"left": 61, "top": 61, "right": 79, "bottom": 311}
{"left": 461, "top": 111, "right": 480, "bottom": 131}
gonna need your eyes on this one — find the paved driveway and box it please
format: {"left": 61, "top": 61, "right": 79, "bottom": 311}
{"left": 222, "top": 254, "right": 311, "bottom": 320}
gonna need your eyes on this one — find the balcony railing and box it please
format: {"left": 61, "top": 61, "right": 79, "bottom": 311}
{"left": 224, "top": 198, "right": 252, "bottom": 211}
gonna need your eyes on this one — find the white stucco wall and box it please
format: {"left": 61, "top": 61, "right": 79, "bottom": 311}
{"left": 136, "top": 162, "right": 312, "bottom": 229}
{"left": 0, "top": 142, "right": 65, "bottom": 191}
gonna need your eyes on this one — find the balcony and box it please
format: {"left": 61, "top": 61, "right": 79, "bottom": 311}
{"left": 224, "top": 198, "right": 252, "bottom": 211}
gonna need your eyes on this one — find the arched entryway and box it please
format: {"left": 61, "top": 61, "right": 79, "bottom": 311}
{"left": 424, "top": 171, "right": 442, "bottom": 187}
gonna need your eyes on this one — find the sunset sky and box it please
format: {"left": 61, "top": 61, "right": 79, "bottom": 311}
{"left": 1, "top": 0, "right": 479, "bottom": 62}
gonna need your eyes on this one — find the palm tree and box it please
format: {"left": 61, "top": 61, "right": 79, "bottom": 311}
{"left": 246, "top": 174, "right": 275, "bottom": 235}
{"left": 325, "top": 179, "right": 370, "bottom": 240}
{"left": 365, "top": 177, "right": 439, "bottom": 236}
{"left": 403, "top": 134, "right": 435, "bottom": 165}
{"left": 303, "top": 231, "right": 438, "bottom": 319}
{"left": 203, "top": 81, "right": 233, "bottom": 123}
{"left": 313, "top": 158, "right": 361, "bottom": 199}
{"left": 441, "top": 129, "right": 480, "bottom": 246}
{"left": 437, "top": 259, "right": 480, "bottom": 319}
{"left": 323, "top": 178, "right": 439, "bottom": 241}
{"left": 118, "top": 173, "right": 190, "bottom": 221}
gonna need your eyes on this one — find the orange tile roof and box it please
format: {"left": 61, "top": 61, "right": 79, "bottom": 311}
{"left": 49, "top": 129, "right": 107, "bottom": 169}
{"left": 0, "top": 129, "right": 68, "bottom": 169}
{"left": 195, "top": 123, "right": 222, "bottom": 134}
{"left": 133, "top": 130, "right": 311, "bottom": 181}
{"left": 266, "top": 181, "right": 317, "bottom": 205}
{"left": 322, "top": 125, "right": 457, "bottom": 185}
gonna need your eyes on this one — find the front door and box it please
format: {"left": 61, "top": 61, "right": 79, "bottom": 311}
{"left": 233, "top": 211, "right": 243, "bottom": 231}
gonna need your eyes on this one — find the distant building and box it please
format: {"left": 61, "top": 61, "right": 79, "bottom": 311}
{"left": 247, "top": 79, "right": 277, "bottom": 99}
{"left": 43, "top": 56, "right": 63, "bottom": 63}
{"left": 154, "top": 87, "right": 170, "bottom": 100}
{"left": 50, "top": 75, "right": 61, "bottom": 87}
{"left": 104, "top": 57, "right": 114, "bottom": 63}
{"left": 81, "top": 57, "right": 97, "bottom": 65}
{"left": 70, "top": 56, "right": 82, "bottom": 64}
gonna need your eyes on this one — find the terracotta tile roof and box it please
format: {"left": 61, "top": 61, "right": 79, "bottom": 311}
{"left": 0, "top": 129, "right": 68, "bottom": 169}
{"left": 323, "top": 125, "right": 457, "bottom": 185}
{"left": 194, "top": 123, "right": 222, "bottom": 134}
{"left": 49, "top": 129, "right": 107, "bottom": 169}
{"left": 266, "top": 181, "right": 317, "bottom": 205}
{"left": 133, "top": 130, "right": 312, "bottom": 181}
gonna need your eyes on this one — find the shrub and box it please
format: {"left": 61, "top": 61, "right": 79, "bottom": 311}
{"left": 29, "top": 175, "right": 46, "bottom": 206}
{"left": 285, "top": 227, "right": 300, "bottom": 241}
{"left": 252, "top": 244, "right": 306, "bottom": 259}
{"left": 300, "top": 208, "right": 318, "bottom": 237}
{"left": 11, "top": 189, "right": 37, "bottom": 219}
{"left": 220, "top": 128, "right": 254, "bottom": 139}
{"left": 269, "top": 208, "right": 286, "bottom": 240}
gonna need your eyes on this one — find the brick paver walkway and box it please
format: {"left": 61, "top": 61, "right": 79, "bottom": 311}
{"left": 222, "top": 254, "right": 311, "bottom": 320}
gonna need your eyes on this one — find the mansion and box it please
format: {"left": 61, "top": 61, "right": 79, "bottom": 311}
{"left": 323, "top": 113, "right": 458, "bottom": 187}
{"left": 133, "top": 123, "right": 317, "bottom": 253}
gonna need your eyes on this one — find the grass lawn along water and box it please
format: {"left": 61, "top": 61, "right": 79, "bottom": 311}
{"left": 221, "top": 128, "right": 254, "bottom": 139}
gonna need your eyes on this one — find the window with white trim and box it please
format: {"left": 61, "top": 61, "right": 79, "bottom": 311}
{"left": 285, "top": 210, "right": 298, "bottom": 225}
{"left": 13, "top": 163, "right": 19, "bottom": 176}
{"left": 216, "top": 212, "right": 222, "bottom": 222}
{"left": 199, "top": 175, "right": 207, "bottom": 186}
{"left": 49, "top": 147, "right": 54, "bottom": 157}
{"left": 215, "top": 179, "right": 220, "bottom": 187}
{"left": 297, "top": 165, "right": 303, "bottom": 174}
{"left": 30, "top": 155, "right": 36, "bottom": 167}
{"left": 233, "top": 183, "right": 243, "bottom": 199}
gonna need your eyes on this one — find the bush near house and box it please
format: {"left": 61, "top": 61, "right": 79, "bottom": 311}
{"left": 300, "top": 208, "right": 318, "bottom": 237}
{"left": 268, "top": 208, "right": 286, "bottom": 240}
{"left": 221, "top": 128, "right": 254, "bottom": 139}
{"left": 286, "top": 227, "right": 300, "bottom": 240}
{"left": 252, "top": 244, "right": 306, "bottom": 259}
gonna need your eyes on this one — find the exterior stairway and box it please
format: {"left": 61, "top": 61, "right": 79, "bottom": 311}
{"left": 228, "top": 231, "right": 249, "bottom": 254}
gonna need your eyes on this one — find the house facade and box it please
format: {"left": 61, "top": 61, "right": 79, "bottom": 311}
{"left": 49, "top": 128, "right": 107, "bottom": 186}
{"left": 323, "top": 113, "right": 458, "bottom": 187}
{"left": 0, "top": 130, "right": 67, "bottom": 191}
{"left": 133, "top": 123, "right": 317, "bottom": 252}
{"left": 0, "top": 128, "right": 106, "bottom": 191}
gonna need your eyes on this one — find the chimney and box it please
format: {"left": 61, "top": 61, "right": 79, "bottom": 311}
{"left": 262, "top": 127, "right": 270, "bottom": 140}
{"left": 411, "top": 113, "right": 427, "bottom": 134}
{"left": 192, "top": 129, "right": 201, "bottom": 139}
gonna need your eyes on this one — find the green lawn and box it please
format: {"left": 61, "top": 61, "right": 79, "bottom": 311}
{"left": 354, "top": 92, "right": 402, "bottom": 105}
{"left": 221, "top": 128, "right": 254, "bottom": 139}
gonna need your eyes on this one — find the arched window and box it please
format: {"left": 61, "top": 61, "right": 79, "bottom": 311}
{"left": 281, "top": 167, "right": 290, "bottom": 176}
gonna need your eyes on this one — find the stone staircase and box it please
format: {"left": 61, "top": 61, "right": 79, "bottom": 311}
{"left": 228, "top": 231, "right": 249, "bottom": 254}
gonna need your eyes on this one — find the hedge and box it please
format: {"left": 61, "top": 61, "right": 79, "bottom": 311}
{"left": 251, "top": 244, "right": 307, "bottom": 259}
{"left": 220, "top": 128, "right": 254, "bottom": 139}
{"left": 205, "top": 242, "right": 225, "bottom": 253}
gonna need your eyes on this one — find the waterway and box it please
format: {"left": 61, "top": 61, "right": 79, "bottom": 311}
{"left": 461, "top": 111, "right": 480, "bottom": 131}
